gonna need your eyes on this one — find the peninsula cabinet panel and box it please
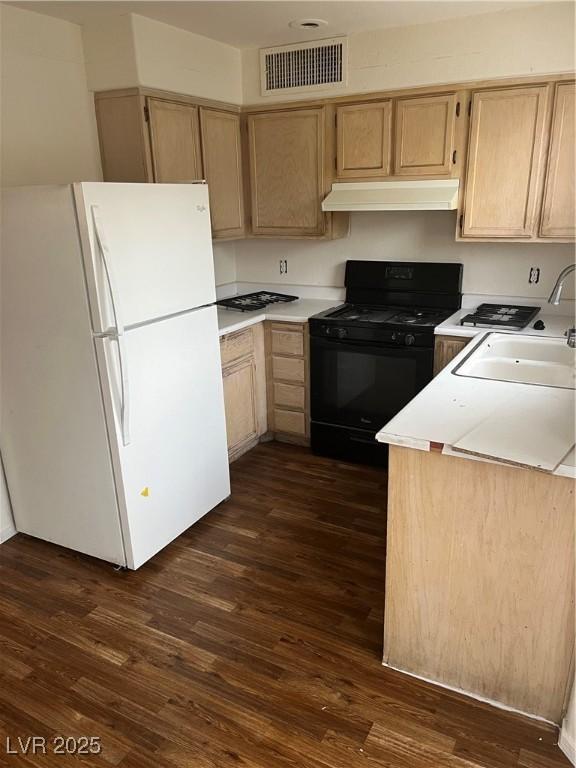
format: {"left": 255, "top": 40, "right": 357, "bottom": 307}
{"left": 461, "top": 85, "right": 549, "bottom": 239}
{"left": 384, "top": 446, "right": 575, "bottom": 722}
{"left": 540, "top": 82, "right": 576, "bottom": 239}
{"left": 336, "top": 101, "right": 392, "bottom": 178}
{"left": 147, "top": 98, "right": 203, "bottom": 183}
{"left": 394, "top": 93, "right": 458, "bottom": 176}
{"left": 248, "top": 108, "right": 327, "bottom": 237}
{"left": 199, "top": 109, "right": 245, "bottom": 239}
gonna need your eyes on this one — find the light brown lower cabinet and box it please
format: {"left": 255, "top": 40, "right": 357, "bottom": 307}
{"left": 220, "top": 324, "right": 267, "bottom": 462}
{"left": 384, "top": 446, "right": 574, "bottom": 722}
{"left": 266, "top": 321, "right": 310, "bottom": 445}
{"left": 433, "top": 334, "right": 470, "bottom": 375}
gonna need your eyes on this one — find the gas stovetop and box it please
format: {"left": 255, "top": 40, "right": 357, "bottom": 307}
{"left": 317, "top": 303, "right": 454, "bottom": 329}
{"left": 459, "top": 303, "right": 540, "bottom": 330}
{"left": 309, "top": 303, "right": 456, "bottom": 347}
{"left": 216, "top": 291, "right": 298, "bottom": 312}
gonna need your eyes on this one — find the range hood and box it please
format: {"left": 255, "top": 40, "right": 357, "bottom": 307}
{"left": 321, "top": 179, "right": 460, "bottom": 212}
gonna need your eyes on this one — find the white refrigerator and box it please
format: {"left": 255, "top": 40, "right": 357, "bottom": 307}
{"left": 1, "top": 182, "right": 230, "bottom": 569}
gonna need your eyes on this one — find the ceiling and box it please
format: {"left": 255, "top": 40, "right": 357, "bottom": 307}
{"left": 12, "top": 0, "right": 546, "bottom": 49}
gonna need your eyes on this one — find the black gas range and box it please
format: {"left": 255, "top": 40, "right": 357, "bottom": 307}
{"left": 309, "top": 260, "right": 463, "bottom": 466}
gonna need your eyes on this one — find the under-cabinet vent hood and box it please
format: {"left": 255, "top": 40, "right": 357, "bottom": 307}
{"left": 321, "top": 180, "right": 460, "bottom": 212}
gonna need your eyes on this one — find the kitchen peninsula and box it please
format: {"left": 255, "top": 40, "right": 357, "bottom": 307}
{"left": 376, "top": 333, "right": 575, "bottom": 723}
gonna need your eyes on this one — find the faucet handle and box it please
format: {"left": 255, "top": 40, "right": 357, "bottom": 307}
{"left": 567, "top": 327, "right": 576, "bottom": 348}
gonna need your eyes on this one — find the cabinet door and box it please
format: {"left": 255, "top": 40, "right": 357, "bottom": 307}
{"left": 433, "top": 336, "right": 469, "bottom": 375}
{"left": 95, "top": 93, "right": 152, "bottom": 182}
{"left": 147, "top": 98, "right": 203, "bottom": 182}
{"left": 200, "top": 109, "right": 245, "bottom": 239}
{"left": 540, "top": 82, "right": 575, "bottom": 239}
{"left": 248, "top": 108, "right": 326, "bottom": 236}
{"left": 336, "top": 101, "right": 392, "bottom": 178}
{"left": 461, "top": 86, "right": 548, "bottom": 238}
{"left": 394, "top": 94, "right": 457, "bottom": 176}
{"left": 222, "top": 357, "right": 258, "bottom": 454}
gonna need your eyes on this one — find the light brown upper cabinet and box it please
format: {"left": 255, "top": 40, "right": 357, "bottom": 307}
{"left": 247, "top": 108, "right": 329, "bottom": 237}
{"left": 199, "top": 109, "right": 245, "bottom": 239}
{"left": 540, "top": 82, "right": 576, "bottom": 239}
{"left": 394, "top": 94, "right": 458, "bottom": 176}
{"left": 95, "top": 92, "right": 151, "bottom": 182}
{"left": 461, "top": 85, "right": 549, "bottom": 239}
{"left": 94, "top": 89, "right": 246, "bottom": 239}
{"left": 147, "top": 98, "right": 203, "bottom": 183}
{"left": 336, "top": 101, "right": 392, "bottom": 178}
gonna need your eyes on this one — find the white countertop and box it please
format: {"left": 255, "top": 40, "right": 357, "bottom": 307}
{"left": 217, "top": 298, "right": 339, "bottom": 336}
{"left": 437, "top": 308, "right": 575, "bottom": 339}
{"left": 376, "top": 332, "right": 575, "bottom": 478}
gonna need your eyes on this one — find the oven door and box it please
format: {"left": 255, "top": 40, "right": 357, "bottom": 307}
{"left": 310, "top": 336, "right": 434, "bottom": 432}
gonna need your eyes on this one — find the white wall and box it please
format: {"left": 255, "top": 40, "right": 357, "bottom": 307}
{"left": 234, "top": 212, "right": 575, "bottom": 301}
{"left": 131, "top": 14, "right": 242, "bottom": 105}
{"left": 0, "top": 4, "right": 102, "bottom": 186}
{"left": 242, "top": 3, "right": 575, "bottom": 104}
{"left": 83, "top": 13, "right": 243, "bottom": 105}
{"left": 82, "top": 13, "right": 138, "bottom": 91}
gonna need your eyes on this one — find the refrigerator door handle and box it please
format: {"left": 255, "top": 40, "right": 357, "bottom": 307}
{"left": 91, "top": 205, "right": 131, "bottom": 446}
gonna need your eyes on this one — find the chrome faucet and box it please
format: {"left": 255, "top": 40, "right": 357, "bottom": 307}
{"left": 548, "top": 264, "right": 576, "bottom": 346}
{"left": 548, "top": 263, "right": 575, "bottom": 305}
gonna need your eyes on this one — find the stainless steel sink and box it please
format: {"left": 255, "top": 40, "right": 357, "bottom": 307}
{"left": 453, "top": 333, "right": 576, "bottom": 389}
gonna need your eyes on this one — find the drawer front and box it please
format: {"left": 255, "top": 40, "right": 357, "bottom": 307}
{"left": 273, "top": 408, "right": 306, "bottom": 436}
{"left": 273, "top": 382, "right": 305, "bottom": 410}
{"left": 272, "top": 356, "right": 305, "bottom": 383}
{"left": 220, "top": 328, "right": 254, "bottom": 366}
{"left": 271, "top": 328, "right": 304, "bottom": 357}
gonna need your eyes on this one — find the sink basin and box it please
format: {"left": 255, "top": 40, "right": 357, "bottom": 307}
{"left": 453, "top": 333, "right": 576, "bottom": 389}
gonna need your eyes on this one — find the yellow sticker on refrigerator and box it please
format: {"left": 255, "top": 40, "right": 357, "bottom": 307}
{"left": 140, "top": 487, "right": 150, "bottom": 497}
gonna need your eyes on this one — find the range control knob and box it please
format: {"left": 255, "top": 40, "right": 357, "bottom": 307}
{"left": 335, "top": 327, "right": 348, "bottom": 339}
{"left": 405, "top": 334, "right": 416, "bottom": 346}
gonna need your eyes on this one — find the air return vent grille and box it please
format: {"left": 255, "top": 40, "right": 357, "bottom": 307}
{"left": 260, "top": 38, "right": 348, "bottom": 95}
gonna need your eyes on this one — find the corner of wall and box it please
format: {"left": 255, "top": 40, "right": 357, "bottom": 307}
{"left": 82, "top": 12, "right": 139, "bottom": 92}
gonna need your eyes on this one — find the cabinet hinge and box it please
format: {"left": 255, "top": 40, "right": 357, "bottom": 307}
{"left": 468, "top": 101, "right": 472, "bottom": 117}
{"left": 459, "top": 214, "right": 464, "bottom": 233}
{"left": 452, "top": 150, "right": 457, "bottom": 165}
{"left": 456, "top": 101, "right": 461, "bottom": 117}
{"left": 143, "top": 105, "right": 150, "bottom": 122}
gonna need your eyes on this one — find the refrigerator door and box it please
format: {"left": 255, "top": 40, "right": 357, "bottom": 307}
{"left": 73, "top": 182, "right": 216, "bottom": 332}
{"left": 1, "top": 185, "right": 126, "bottom": 565}
{"left": 94, "top": 304, "right": 230, "bottom": 569}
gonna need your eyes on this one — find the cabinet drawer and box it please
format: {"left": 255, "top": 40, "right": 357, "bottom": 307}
{"left": 272, "top": 356, "right": 305, "bottom": 383}
{"left": 271, "top": 328, "right": 304, "bottom": 357}
{"left": 220, "top": 328, "right": 254, "bottom": 366}
{"left": 273, "top": 382, "right": 305, "bottom": 410}
{"left": 273, "top": 408, "right": 306, "bottom": 436}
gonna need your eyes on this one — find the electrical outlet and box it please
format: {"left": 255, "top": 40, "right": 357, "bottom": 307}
{"left": 529, "top": 267, "right": 540, "bottom": 285}
{"left": 279, "top": 259, "right": 288, "bottom": 276}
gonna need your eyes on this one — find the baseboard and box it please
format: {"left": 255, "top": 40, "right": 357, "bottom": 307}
{"left": 0, "top": 522, "right": 17, "bottom": 543}
{"left": 560, "top": 725, "right": 576, "bottom": 766}
{"left": 382, "top": 660, "right": 557, "bottom": 726}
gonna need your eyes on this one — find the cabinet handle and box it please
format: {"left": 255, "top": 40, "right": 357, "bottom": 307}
{"left": 452, "top": 150, "right": 457, "bottom": 164}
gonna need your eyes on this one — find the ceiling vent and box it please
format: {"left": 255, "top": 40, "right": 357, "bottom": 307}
{"left": 260, "top": 38, "right": 348, "bottom": 96}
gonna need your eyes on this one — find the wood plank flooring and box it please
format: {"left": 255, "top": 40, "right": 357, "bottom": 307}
{"left": 0, "top": 442, "right": 570, "bottom": 767}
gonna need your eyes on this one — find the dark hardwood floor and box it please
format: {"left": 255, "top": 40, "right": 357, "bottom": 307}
{"left": 0, "top": 442, "right": 570, "bottom": 767}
